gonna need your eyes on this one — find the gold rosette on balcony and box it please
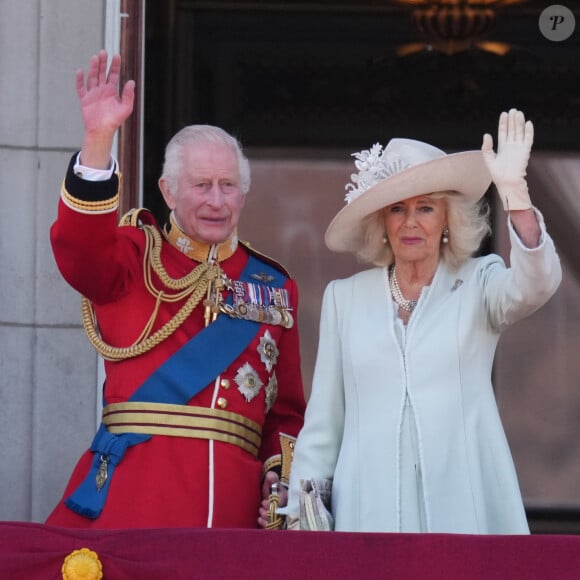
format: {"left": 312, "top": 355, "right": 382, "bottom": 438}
{"left": 61, "top": 548, "right": 103, "bottom": 580}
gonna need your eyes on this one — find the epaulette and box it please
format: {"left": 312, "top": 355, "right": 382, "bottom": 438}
{"left": 118, "top": 207, "right": 158, "bottom": 228}
{"left": 239, "top": 240, "right": 291, "bottom": 278}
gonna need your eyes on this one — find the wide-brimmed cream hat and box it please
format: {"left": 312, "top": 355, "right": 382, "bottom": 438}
{"left": 325, "top": 138, "right": 492, "bottom": 253}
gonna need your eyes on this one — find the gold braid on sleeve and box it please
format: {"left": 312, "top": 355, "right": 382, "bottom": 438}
{"left": 81, "top": 225, "right": 221, "bottom": 361}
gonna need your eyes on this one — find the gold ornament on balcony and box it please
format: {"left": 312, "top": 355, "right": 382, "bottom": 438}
{"left": 393, "top": 0, "right": 528, "bottom": 56}
{"left": 61, "top": 548, "right": 103, "bottom": 580}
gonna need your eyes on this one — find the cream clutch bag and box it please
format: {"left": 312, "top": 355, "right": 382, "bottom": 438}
{"left": 295, "top": 478, "right": 334, "bottom": 531}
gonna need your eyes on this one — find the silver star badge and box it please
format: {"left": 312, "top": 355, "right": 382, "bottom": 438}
{"left": 235, "top": 362, "right": 264, "bottom": 402}
{"left": 257, "top": 330, "right": 279, "bottom": 373}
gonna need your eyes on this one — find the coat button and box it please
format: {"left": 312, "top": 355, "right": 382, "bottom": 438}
{"left": 220, "top": 378, "right": 231, "bottom": 389}
{"left": 217, "top": 397, "right": 228, "bottom": 409}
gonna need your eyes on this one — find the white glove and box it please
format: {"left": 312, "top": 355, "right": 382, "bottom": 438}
{"left": 481, "top": 108, "right": 534, "bottom": 211}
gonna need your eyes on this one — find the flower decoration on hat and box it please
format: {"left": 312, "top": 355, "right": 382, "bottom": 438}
{"left": 345, "top": 143, "right": 410, "bottom": 204}
{"left": 235, "top": 362, "right": 264, "bottom": 402}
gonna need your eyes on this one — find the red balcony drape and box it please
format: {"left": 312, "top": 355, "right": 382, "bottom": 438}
{"left": 1, "top": 521, "right": 580, "bottom": 579}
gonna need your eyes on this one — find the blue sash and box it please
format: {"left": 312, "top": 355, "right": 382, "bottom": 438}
{"left": 65, "top": 254, "right": 287, "bottom": 519}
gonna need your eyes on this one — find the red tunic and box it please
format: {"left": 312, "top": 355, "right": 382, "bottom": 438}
{"left": 46, "top": 158, "right": 305, "bottom": 529}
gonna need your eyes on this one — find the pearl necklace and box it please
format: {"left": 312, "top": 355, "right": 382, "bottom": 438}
{"left": 389, "top": 265, "right": 418, "bottom": 313}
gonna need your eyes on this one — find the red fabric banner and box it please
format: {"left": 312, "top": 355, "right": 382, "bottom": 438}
{"left": 1, "top": 521, "right": 579, "bottom": 579}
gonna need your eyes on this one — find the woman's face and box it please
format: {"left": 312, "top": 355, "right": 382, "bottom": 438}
{"left": 383, "top": 194, "right": 447, "bottom": 265}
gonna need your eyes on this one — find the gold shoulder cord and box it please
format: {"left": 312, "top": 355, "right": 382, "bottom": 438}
{"left": 81, "top": 225, "right": 220, "bottom": 361}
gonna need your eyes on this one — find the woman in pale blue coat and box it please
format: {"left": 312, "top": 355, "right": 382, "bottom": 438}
{"left": 270, "top": 109, "right": 561, "bottom": 534}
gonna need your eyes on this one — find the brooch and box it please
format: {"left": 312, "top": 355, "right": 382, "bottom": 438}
{"left": 251, "top": 272, "right": 275, "bottom": 283}
{"left": 235, "top": 362, "right": 264, "bottom": 402}
{"left": 265, "top": 373, "right": 278, "bottom": 413}
{"left": 257, "top": 330, "right": 280, "bottom": 372}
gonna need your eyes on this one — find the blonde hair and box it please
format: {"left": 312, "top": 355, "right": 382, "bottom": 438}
{"left": 355, "top": 191, "right": 491, "bottom": 270}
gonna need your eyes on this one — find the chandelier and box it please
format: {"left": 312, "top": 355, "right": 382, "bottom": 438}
{"left": 393, "top": 0, "right": 528, "bottom": 56}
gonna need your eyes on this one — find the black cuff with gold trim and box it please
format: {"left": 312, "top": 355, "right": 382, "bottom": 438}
{"left": 63, "top": 153, "right": 120, "bottom": 212}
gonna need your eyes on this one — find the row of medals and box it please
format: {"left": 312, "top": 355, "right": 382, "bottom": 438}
{"left": 204, "top": 274, "right": 294, "bottom": 329}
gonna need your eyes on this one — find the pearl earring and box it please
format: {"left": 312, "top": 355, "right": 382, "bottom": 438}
{"left": 383, "top": 235, "right": 388, "bottom": 245}
{"left": 442, "top": 226, "right": 449, "bottom": 244}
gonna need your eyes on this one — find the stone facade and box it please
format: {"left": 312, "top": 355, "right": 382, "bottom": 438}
{"left": 0, "top": 0, "right": 108, "bottom": 522}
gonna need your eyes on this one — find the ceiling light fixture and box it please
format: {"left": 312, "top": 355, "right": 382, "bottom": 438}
{"left": 393, "top": 0, "right": 528, "bottom": 56}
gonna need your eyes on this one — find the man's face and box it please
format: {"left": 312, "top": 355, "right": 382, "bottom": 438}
{"left": 160, "top": 141, "right": 246, "bottom": 245}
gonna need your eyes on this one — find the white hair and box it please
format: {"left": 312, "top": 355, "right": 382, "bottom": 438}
{"left": 160, "top": 125, "right": 251, "bottom": 195}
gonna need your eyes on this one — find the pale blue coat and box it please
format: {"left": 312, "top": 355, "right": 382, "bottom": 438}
{"left": 287, "top": 215, "right": 561, "bottom": 534}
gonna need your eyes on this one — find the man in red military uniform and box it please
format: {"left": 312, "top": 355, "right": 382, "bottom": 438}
{"left": 46, "top": 50, "right": 306, "bottom": 528}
